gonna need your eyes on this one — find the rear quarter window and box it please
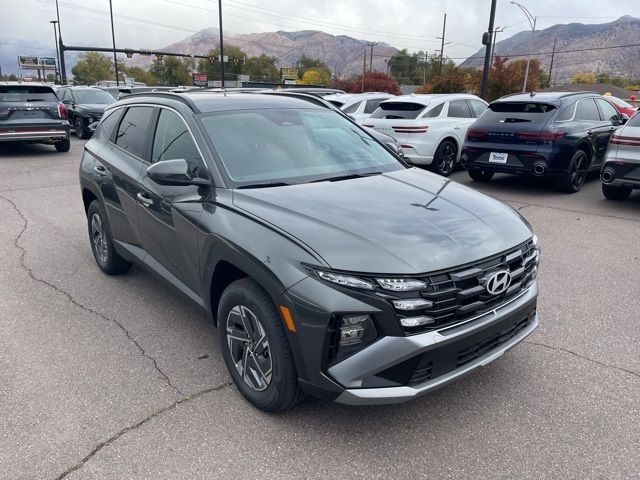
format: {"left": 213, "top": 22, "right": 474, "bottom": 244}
{"left": 627, "top": 113, "right": 640, "bottom": 127}
{"left": 369, "top": 102, "right": 426, "bottom": 120}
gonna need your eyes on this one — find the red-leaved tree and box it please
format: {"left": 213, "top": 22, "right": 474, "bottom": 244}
{"left": 333, "top": 72, "right": 401, "bottom": 95}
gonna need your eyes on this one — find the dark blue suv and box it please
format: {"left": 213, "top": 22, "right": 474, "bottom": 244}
{"left": 462, "top": 92, "right": 624, "bottom": 192}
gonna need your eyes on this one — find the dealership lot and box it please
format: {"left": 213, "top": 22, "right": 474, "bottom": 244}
{"left": 1, "top": 139, "right": 639, "bottom": 479}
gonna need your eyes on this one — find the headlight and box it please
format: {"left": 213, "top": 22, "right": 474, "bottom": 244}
{"left": 333, "top": 314, "right": 377, "bottom": 360}
{"left": 316, "top": 270, "right": 375, "bottom": 290}
{"left": 376, "top": 278, "right": 426, "bottom": 291}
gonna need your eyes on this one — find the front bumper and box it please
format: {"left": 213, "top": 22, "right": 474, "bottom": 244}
{"left": 332, "top": 282, "right": 538, "bottom": 405}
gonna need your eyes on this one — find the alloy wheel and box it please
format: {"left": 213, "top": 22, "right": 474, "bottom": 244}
{"left": 226, "top": 305, "right": 273, "bottom": 392}
{"left": 570, "top": 152, "right": 588, "bottom": 190}
{"left": 75, "top": 117, "right": 84, "bottom": 138}
{"left": 90, "top": 213, "right": 108, "bottom": 263}
{"left": 436, "top": 142, "right": 456, "bottom": 175}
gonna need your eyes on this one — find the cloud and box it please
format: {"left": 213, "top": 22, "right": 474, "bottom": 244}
{"left": 0, "top": 0, "right": 637, "bottom": 68}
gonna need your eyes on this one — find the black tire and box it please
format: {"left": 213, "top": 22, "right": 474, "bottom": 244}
{"left": 468, "top": 168, "right": 495, "bottom": 182}
{"left": 218, "top": 278, "right": 304, "bottom": 413}
{"left": 86, "top": 200, "right": 132, "bottom": 275}
{"left": 74, "top": 116, "right": 88, "bottom": 140}
{"left": 54, "top": 137, "right": 70, "bottom": 152}
{"left": 602, "top": 183, "right": 632, "bottom": 201}
{"left": 431, "top": 139, "right": 457, "bottom": 177}
{"left": 557, "top": 149, "right": 589, "bottom": 193}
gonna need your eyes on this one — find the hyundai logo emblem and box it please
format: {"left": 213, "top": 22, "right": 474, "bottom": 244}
{"left": 484, "top": 270, "right": 512, "bottom": 295}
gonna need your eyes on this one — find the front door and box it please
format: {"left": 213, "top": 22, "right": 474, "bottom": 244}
{"left": 136, "top": 108, "right": 210, "bottom": 292}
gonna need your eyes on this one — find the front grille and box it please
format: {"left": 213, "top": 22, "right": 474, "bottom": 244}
{"left": 390, "top": 239, "right": 539, "bottom": 334}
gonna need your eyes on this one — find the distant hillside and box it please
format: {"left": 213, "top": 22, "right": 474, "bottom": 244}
{"left": 127, "top": 28, "right": 399, "bottom": 78}
{"left": 461, "top": 16, "right": 640, "bottom": 83}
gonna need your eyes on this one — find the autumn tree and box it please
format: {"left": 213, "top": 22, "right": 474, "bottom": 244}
{"left": 296, "top": 55, "right": 331, "bottom": 79}
{"left": 71, "top": 52, "right": 114, "bottom": 84}
{"left": 300, "top": 67, "right": 331, "bottom": 85}
{"left": 572, "top": 71, "right": 597, "bottom": 83}
{"left": 338, "top": 72, "right": 400, "bottom": 95}
{"left": 484, "top": 57, "right": 546, "bottom": 101}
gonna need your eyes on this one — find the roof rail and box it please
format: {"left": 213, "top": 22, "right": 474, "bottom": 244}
{"left": 118, "top": 91, "right": 201, "bottom": 113}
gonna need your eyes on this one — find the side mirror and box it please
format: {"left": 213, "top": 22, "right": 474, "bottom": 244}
{"left": 146, "top": 159, "right": 210, "bottom": 186}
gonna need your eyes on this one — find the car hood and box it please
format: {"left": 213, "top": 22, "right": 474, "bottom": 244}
{"left": 232, "top": 168, "right": 533, "bottom": 274}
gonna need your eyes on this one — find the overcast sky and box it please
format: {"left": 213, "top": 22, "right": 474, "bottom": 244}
{"left": 0, "top": 0, "right": 638, "bottom": 64}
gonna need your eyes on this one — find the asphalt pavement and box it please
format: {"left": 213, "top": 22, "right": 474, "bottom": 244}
{"left": 1, "top": 139, "right": 639, "bottom": 479}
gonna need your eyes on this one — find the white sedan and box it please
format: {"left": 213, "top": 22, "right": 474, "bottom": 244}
{"left": 364, "top": 93, "right": 488, "bottom": 176}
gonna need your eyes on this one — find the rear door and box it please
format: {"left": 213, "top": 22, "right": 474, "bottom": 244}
{"left": 444, "top": 99, "right": 475, "bottom": 146}
{"left": 0, "top": 85, "right": 65, "bottom": 129}
{"left": 135, "top": 107, "right": 210, "bottom": 291}
{"left": 99, "top": 106, "right": 155, "bottom": 249}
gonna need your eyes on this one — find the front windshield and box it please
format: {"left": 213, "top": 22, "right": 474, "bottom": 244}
{"left": 199, "top": 108, "right": 405, "bottom": 186}
{"left": 74, "top": 89, "right": 115, "bottom": 104}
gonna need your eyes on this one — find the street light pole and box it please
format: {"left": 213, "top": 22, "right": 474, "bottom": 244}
{"left": 50, "top": 20, "right": 60, "bottom": 84}
{"left": 490, "top": 26, "right": 505, "bottom": 69}
{"left": 55, "top": 0, "right": 67, "bottom": 84}
{"left": 218, "top": 0, "right": 225, "bottom": 87}
{"left": 511, "top": 1, "right": 537, "bottom": 92}
{"left": 108, "top": 0, "right": 120, "bottom": 86}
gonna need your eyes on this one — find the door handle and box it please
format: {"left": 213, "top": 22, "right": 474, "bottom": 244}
{"left": 136, "top": 192, "right": 153, "bottom": 207}
{"left": 93, "top": 165, "right": 107, "bottom": 176}
{"left": 587, "top": 131, "right": 593, "bottom": 135}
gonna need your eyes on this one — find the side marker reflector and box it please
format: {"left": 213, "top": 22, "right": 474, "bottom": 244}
{"left": 280, "top": 305, "right": 296, "bottom": 332}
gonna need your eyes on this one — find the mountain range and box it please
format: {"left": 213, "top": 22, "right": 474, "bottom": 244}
{"left": 3, "top": 16, "right": 639, "bottom": 84}
{"left": 461, "top": 15, "right": 640, "bottom": 83}
{"left": 126, "top": 28, "right": 398, "bottom": 77}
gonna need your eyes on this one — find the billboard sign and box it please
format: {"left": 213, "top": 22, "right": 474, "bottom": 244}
{"left": 18, "top": 56, "right": 56, "bottom": 70}
{"left": 280, "top": 68, "right": 298, "bottom": 81}
{"left": 192, "top": 73, "right": 208, "bottom": 87}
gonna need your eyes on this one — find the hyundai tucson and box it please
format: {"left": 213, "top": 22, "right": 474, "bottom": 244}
{"left": 79, "top": 92, "right": 540, "bottom": 412}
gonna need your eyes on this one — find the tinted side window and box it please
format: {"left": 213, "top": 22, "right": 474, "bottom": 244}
{"left": 364, "top": 99, "right": 385, "bottom": 114}
{"left": 421, "top": 102, "right": 443, "bottom": 118}
{"left": 152, "top": 109, "right": 202, "bottom": 175}
{"left": 448, "top": 100, "right": 473, "bottom": 118}
{"left": 555, "top": 102, "right": 576, "bottom": 122}
{"left": 595, "top": 99, "right": 619, "bottom": 123}
{"left": 575, "top": 99, "right": 601, "bottom": 121}
{"left": 342, "top": 101, "right": 362, "bottom": 114}
{"left": 468, "top": 99, "right": 488, "bottom": 118}
{"left": 94, "top": 108, "right": 124, "bottom": 143}
{"left": 115, "top": 106, "right": 154, "bottom": 158}
{"left": 370, "top": 102, "right": 425, "bottom": 120}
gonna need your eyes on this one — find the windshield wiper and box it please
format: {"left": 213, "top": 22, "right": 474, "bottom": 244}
{"left": 310, "top": 171, "right": 383, "bottom": 183}
{"left": 237, "top": 181, "right": 292, "bottom": 189}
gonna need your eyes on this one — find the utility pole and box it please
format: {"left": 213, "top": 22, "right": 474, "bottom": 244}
{"left": 547, "top": 35, "right": 557, "bottom": 88}
{"left": 108, "top": 0, "right": 119, "bottom": 85}
{"left": 511, "top": 1, "right": 537, "bottom": 92}
{"left": 55, "top": 0, "right": 67, "bottom": 84}
{"left": 437, "top": 14, "right": 447, "bottom": 75}
{"left": 362, "top": 50, "right": 367, "bottom": 92}
{"left": 368, "top": 42, "right": 377, "bottom": 72}
{"left": 218, "top": 0, "right": 225, "bottom": 87}
{"left": 50, "top": 21, "right": 60, "bottom": 83}
{"left": 480, "top": 0, "right": 497, "bottom": 99}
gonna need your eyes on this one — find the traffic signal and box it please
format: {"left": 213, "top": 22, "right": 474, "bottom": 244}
{"left": 482, "top": 32, "right": 491, "bottom": 45}
{"left": 209, "top": 56, "right": 217, "bottom": 63}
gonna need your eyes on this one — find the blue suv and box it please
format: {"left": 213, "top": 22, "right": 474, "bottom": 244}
{"left": 462, "top": 92, "right": 624, "bottom": 192}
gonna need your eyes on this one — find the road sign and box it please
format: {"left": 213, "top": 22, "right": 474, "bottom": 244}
{"left": 124, "top": 76, "right": 135, "bottom": 86}
{"left": 192, "top": 73, "right": 208, "bottom": 87}
{"left": 39, "top": 57, "right": 57, "bottom": 70}
{"left": 280, "top": 68, "right": 298, "bottom": 81}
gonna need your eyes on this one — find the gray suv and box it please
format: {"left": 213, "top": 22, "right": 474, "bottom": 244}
{"left": 79, "top": 91, "right": 540, "bottom": 412}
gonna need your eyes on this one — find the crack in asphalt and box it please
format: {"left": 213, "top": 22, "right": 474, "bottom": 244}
{"left": 0, "top": 183, "right": 79, "bottom": 193}
{"left": 502, "top": 199, "right": 640, "bottom": 223}
{"left": 0, "top": 194, "right": 185, "bottom": 396}
{"left": 524, "top": 340, "right": 640, "bottom": 380}
{"left": 52, "top": 381, "right": 233, "bottom": 480}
